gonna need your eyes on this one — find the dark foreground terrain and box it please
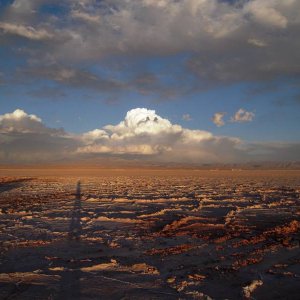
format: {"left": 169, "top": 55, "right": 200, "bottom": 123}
{"left": 0, "top": 169, "right": 299, "bottom": 299}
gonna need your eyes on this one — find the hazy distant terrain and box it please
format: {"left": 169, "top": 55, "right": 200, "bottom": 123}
{"left": 0, "top": 169, "right": 299, "bottom": 299}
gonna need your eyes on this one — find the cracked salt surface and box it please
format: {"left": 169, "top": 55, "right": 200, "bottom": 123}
{"left": 0, "top": 170, "right": 299, "bottom": 299}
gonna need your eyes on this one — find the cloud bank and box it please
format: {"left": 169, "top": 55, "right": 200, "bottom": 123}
{"left": 1, "top": 0, "right": 300, "bottom": 94}
{"left": 0, "top": 109, "right": 79, "bottom": 163}
{"left": 0, "top": 108, "right": 298, "bottom": 164}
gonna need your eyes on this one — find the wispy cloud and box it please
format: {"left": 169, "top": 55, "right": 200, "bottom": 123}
{"left": 0, "top": 22, "right": 53, "bottom": 40}
{"left": 71, "top": 10, "right": 101, "bottom": 24}
{"left": 182, "top": 114, "right": 192, "bottom": 121}
{"left": 247, "top": 38, "right": 267, "bottom": 48}
{"left": 18, "top": 65, "right": 124, "bottom": 92}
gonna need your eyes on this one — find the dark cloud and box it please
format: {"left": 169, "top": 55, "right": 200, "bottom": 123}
{"left": 246, "top": 142, "right": 300, "bottom": 162}
{"left": 0, "top": 132, "right": 80, "bottom": 163}
{"left": 0, "top": 109, "right": 80, "bottom": 163}
{"left": 18, "top": 65, "right": 124, "bottom": 92}
{"left": 16, "top": 64, "right": 192, "bottom": 99}
{"left": 0, "top": 0, "right": 299, "bottom": 90}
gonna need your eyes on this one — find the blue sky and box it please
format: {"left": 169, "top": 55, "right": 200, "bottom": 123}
{"left": 0, "top": 0, "right": 299, "bottom": 164}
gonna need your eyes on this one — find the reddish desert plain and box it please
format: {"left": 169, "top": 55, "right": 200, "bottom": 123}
{"left": 0, "top": 167, "right": 300, "bottom": 299}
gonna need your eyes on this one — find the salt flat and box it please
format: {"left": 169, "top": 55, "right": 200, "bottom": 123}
{"left": 0, "top": 170, "right": 299, "bottom": 299}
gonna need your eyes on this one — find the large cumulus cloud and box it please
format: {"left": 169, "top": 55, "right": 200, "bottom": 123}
{"left": 1, "top": 108, "right": 298, "bottom": 164}
{"left": 78, "top": 108, "right": 224, "bottom": 162}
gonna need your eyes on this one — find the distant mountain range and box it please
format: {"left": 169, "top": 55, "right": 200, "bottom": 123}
{"left": 1, "top": 159, "right": 300, "bottom": 170}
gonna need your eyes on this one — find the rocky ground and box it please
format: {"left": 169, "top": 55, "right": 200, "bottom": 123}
{"left": 0, "top": 170, "right": 299, "bottom": 299}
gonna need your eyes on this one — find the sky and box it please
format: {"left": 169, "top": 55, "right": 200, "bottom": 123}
{"left": 0, "top": 0, "right": 300, "bottom": 164}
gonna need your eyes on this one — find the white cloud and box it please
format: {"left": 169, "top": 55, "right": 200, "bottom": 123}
{"left": 231, "top": 109, "right": 255, "bottom": 123}
{"left": 104, "top": 108, "right": 182, "bottom": 138}
{"left": 77, "top": 108, "right": 235, "bottom": 161}
{"left": 0, "top": 109, "right": 41, "bottom": 122}
{"left": 248, "top": 38, "right": 267, "bottom": 47}
{"left": 71, "top": 10, "right": 101, "bottom": 24}
{"left": 0, "top": 22, "right": 53, "bottom": 40}
{"left": 0, "top": 109, "right": 51, "bottom": 133}
{"left": 212, "top": 112, "right": 226, "bottom": 127}
{"left": 244, "top": 0, "right": 288, "bottom": 29}
{"left": 82, "top": 129, "right": 109, "bottom": 141}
